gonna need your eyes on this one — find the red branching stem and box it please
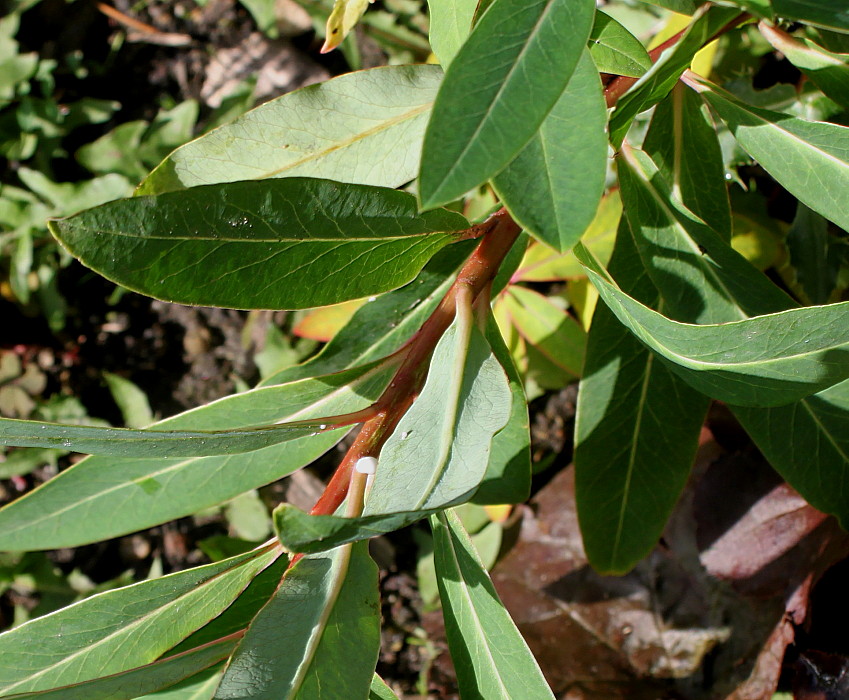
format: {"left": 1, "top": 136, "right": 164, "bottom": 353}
{"left": 306, "top": 208, "right": 520, "bottom": 519}
{"left": 604, "top": 12, "right": 750, "bottom": 108}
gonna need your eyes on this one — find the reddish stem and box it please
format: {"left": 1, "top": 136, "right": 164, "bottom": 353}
{"left": 604, "top": 12, "right": 750, "bottom": 108}
{"left": 307, "top": 209, "right": 520, "bottom": 519}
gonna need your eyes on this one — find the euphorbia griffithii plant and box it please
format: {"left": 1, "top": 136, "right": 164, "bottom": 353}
{"left": 2, "top": 0, "right": 849, "bottom": 697}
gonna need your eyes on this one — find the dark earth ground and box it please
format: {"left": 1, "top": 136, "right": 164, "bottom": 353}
{"left": 2, "top": 1, "right": 849, "bottom": 697}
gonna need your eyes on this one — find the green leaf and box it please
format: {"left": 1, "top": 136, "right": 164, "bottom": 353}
{"left": 472, "top": 314, "right": 531, "bottom": 505}
{"left": 575, "top": 243, "right": 849, "bottom": 407}
{"left": 760, "top": 22, "right": 849, "bottom": 111}
{"left": 772, "top": 0, "right": 849, "bottom": 33}
{"left": 49, "top": 178, "right": 470, "bottom": 310}
{"left": 362, "top": 302, "right": 511, "bottom": 513}
{"left": 575, "top": 220, "right": 709, "bottom": 574}
{"left": 426, "top": 0, "right": 477, "bottom": 67}
{"left": 103, "top": 371, "right": 154, "bottom": 428}
{"left": 3, "top": 640, "right": 234, "bottom": 700}
{"left": 214, "top": 542, "right": 379, "bottom": 699}
{"left": 643, "top": 83, "right": 732, "bottom": 238}
{"left": 732, "top": 380, "right": 849, "bottom": 528}
{"left": 274, "top": 305, "right": 512, "bottom": 553}
{"left": 169, "top": 555, "right": 289, "bottom": 655}
{"left": 323, "top": 0, "right": 371, "bottom": 51}
{"left": 0, "top": 361, "right": 394, "bottom": 550}
{"left": 514, "top": 191, "right": 621, "bottom": 282}
{"left": 0, "top": 416, "right": 332, "bottom": 458}
{"left": 617, "top": 145, "right": 792, "bottom": 323}
{"left": 636, "top": 0, "right": 697, "bottom": 13}
{"left": 369, "top": 674, "right": 400, "bottom": 700}
{"left": 696, "top": 77, "right": 849, "bottom": 232}
{"left": 137, "top": 66, "right": 443, "bottom": 195}
{"left": 265, "top": 241, "right": 476, "bottom": 384}
{"left": 615, "top": 145, "right": 849, "bottom": 557}
{"left": 502, "top": 286, "right": 586, "bottom": 379}
{"left": 418, "top": 0, "right": 596, "bottom": 209}
{"left": 588, "top": 9, "right": 652, "bottom": 78}
{"left": 492, "top": 48, "right": 607, "bottom": 253}
{"left": 608, "top": 5, "right": 741, "bottom": 147}
{"left": 138, "top": 667, "right": 222, "bottom": 699}
{"left": 786, "top": 203, "right": 841, "bottom": 306}
{"left": 0, "top": 548, "right": 278, "bottom": 695}
{"left": 431, "top": 510, "right": 554, "bottom": 699}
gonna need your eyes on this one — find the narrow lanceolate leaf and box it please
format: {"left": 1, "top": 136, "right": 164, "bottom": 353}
{"left": 617, "top": 145, "right": 792, "bottom": 323}
{"left": 760, "top": 23, "right": 849, "bottom": 111}
{"left": 322, "top": 0, "right": 370, "bottom": 52}
{"left": 473, "top": 314, "right": 531, "bottom": 505}
{"left": 264, "top": 241, "right": 476, "bottom": 384}
{"left": 733, "top": 380, "right": 849, "bottom": 528}
{"left": 492, "top": 48, "right": 607, "bottom": 253}
{"left": 50, "top": 178, "right": 470, "bottom": 310}
{"left": 695, "top": 76, "right": 849, "bottom": 232}
{"left": 4, "top": 639, "right": 235, "bottom": 700}
{"left": 608, "top": 5, "right": 742, "bottom": 147}
{"left": 588, "top": 9, "right": 652, "bottom": 78}
{"left": 772, "top": 0, "right": 849, "bottom": 32}
{"left": 137, "top": 66, "right": 443, "bottom": 195}
{"left": 575, "top": 243, "right": 849, "bottom": 408}
{"left": 0, "top": 361, "right": 394, "bottom": 550}
{"left": 615, "top": 145, "right": 849, "bottom": 554}
{"left": 0, "top": 416, "right": 329, "bottom": 458}
{"left": 369, "top": 675, "right": 400, "bottom": 700}
{"left": 215, "top": 542, "right": 379, "bottom": 700}
{"left": 643, "top": 83, "right": 732, "bottom": 238}
{"left": 431, "top": 510, "right": 554, "bottom": 700}
{"left": 426, "top": 0, "right": 478, "bottom": 67}
{"left": 502, "top": 286, "right": 586, "bottom": 379}
{"left": 0, "top": 548, "right": 278, "bottom": 696}
{"left": 418, "top": 0, "right": 596, "bottom": 209}
{"left": 274, "top": 303, "right": 512, "bottom": 554}
{"left": 575, "top": 221, "right": 709, "bottom": 574}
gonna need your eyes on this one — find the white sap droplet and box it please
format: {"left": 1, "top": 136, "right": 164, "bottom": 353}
{"left": 401, "top": 431, "right": 411, "bottom": 439}
{"left": 368, "top": 296, "right": 377, "bottom": 302}
{"left": 319, "top": 424, "right": 327, "bottom": 430}
{"left": 355, "top": 456, "right": 378, "bottom": 474}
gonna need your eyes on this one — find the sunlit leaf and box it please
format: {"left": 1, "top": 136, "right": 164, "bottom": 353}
{"left": 138, "top": 66, "right": 443, "bottom": 194}
{"left": 274, "top": 302, "right": 511, "bottom": 553}
{"left": 696, "top": 76, "right": 849, "bottom": 232}
{"left": 502, "top": 286, "right": 586, "bottom": 379}
{"left": 5, "top": 640, "right": 234, "bottom": 700}
{"left": 214, "top": 543, "right": 379, "bottom": 699}
{"left": 50, "top": 178, "right": 469, "bottom": 310}
{"left": 492, "top": 48, "right": 607, "bottom": 252}
{"left": 419, "top": 0, "right": 596, "bottom": 208}
{"left": 588, "top": 9, "right": 652, "bottom": 78}
{"left": 0, "top": 416, "right": 330, "bottom": 458}
{"left": 426, "top": 0, "right": 477, "bottom": 67}
{"left": 431, "top": 509, "right": 554, "bottom": 699}
{"left": 608, "top": 5, "right": 741, "bottom": 147}
{"left": 0, "top": 549, "right": 278, "bottom": 695}
{"left": 576, "top": 242, "right": 849, "bottom": 407}
{"left": 575, "top": 221, "right": 708, "bottom": 574}
{"left": 0, "top": 361, "right": 394, "bottom": 550}
{"left": 760, "top": 22, "right": 849, "bottom": 111}
{"left": 322, "top": 0, "right": 371, "bottom": 53}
